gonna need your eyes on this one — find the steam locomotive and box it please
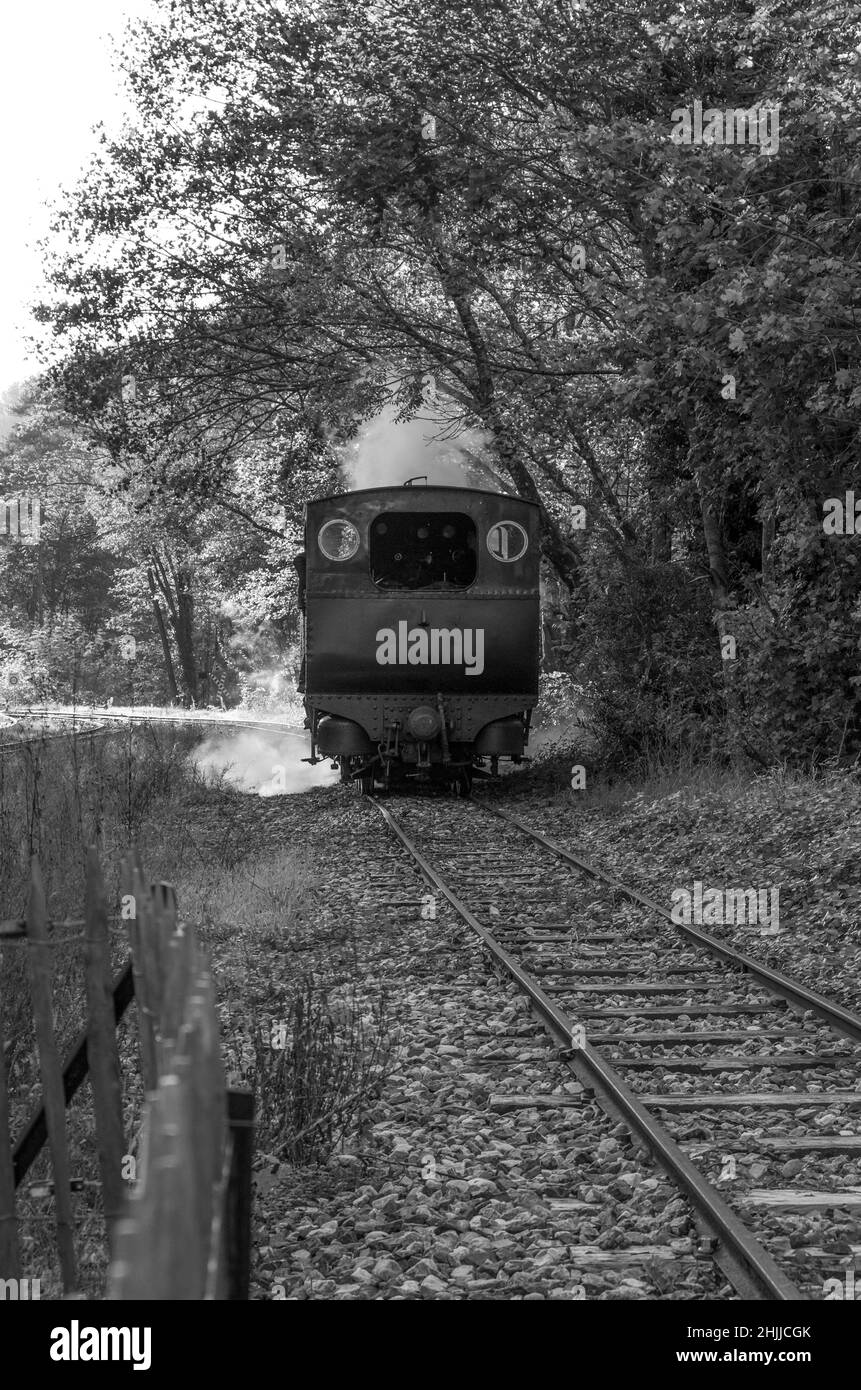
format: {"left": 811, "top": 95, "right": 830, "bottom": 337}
{"left": 296, "top": 483, "right": 540, "bottom": 792}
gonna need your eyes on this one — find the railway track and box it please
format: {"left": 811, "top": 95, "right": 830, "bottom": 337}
{"left": 0, "top": 707, "right": 306, "bottom": 754}
{"left": 371, "top": 791, "right": 861, "bottom": 1301}
{"left": 0, "top": 724, "right": 117, "bottom": 753}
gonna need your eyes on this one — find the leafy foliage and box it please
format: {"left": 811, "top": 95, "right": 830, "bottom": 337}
{"left": 15, "top": 0, "right": 861, "bottom": 762}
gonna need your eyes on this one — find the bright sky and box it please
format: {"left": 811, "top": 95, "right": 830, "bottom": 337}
{"left": 0, "top": 0, "right": 153, "bottom": 392}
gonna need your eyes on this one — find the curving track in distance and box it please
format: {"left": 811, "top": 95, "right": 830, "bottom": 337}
{"left": 0, "top": 706, "right": 309, "bottom": 754}
{"left": 370, "top": 791, "right": 861, "bottom": 1302}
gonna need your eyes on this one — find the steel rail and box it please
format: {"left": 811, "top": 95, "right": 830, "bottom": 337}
{"left": 373, "top": 797, "right": 804, "bottom": 1301}
{"left": 1, "top": 707, "right": 307, "bottom": 745}
{"left": 477, "top": 799, "right": 861, "bottom": 1045}
{"left": 0, "top": 726, "right": 118, "bottom": 753}
{"left": 5, "top": 706, "right": 306, "bottom": 733}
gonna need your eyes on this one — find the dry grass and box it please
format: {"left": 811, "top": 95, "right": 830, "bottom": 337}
{"left": 178, "top": 848, "right": 401, "bottom": 1167}
{"left": 250, "top": 980, "right": 395, "bottom": 1165}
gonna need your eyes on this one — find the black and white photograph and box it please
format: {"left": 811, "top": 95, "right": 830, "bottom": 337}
{"left": 0, "top": 0, "right": 858, "bottom": 1364}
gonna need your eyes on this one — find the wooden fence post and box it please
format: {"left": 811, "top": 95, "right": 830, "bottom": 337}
{"left": 26, "top": 856, "right": 77, "bottom": 1292}
{"left": 0, "top": 992, "right": 20, "bottom": 1279}
{"left": 226, "top": 1089, "right": 254, "bottom": 1301}
{"left": 122, "top": 859, "right": 158, "bottom": 1091}
{"left": 2, "top": 846, "right": 253, "bottom": 1301}
{"left": 84, "top": 845, "right": 126, "bottom": 1255}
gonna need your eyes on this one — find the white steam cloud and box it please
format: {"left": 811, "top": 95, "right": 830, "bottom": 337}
{"left": 340, "top": 401, "right": 510, "bottom": 492}
{"left": 188, "top": 730, "right": 339, "bottom": 796}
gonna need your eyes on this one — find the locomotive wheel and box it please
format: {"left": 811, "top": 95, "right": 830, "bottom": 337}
{"left": 356, "top": 769, "right": 375, "bottom": 795}
{"left": 341, "top": 756, "right": 375, "bottom": 794}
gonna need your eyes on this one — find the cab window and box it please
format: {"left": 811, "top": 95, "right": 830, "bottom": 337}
{"left": 370, "top": 512, "right": 477, "bottom": 590}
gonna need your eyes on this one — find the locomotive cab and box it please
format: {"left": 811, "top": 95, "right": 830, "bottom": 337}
{"left": 298, "top": 485, "right": 540, "bottom": 793}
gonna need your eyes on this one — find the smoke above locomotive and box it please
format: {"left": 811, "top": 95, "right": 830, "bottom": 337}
{"left": 339, "top": 403, "right": 511, "bottom": 494}
{"left": 297, "top": 483, "right": 540, "bottom": 794}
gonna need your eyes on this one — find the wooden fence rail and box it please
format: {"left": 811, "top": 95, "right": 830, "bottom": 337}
{"left": 0, "top": 848, "right": 253, "bottom": 1299}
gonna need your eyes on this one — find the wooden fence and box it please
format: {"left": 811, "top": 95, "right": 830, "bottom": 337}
{"left": 0, "top": 848, "right": 253, "bottom": 1299}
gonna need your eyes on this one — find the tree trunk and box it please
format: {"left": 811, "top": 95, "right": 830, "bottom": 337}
{"left": 699, "top": 490, "right": 730, "bottom": 606}
{"left": 698, "top": 481, "right": 743, "bottom": 758}
{"left": 148, "top": 552, "right": 199, "bottom": 705}
{"left": 172, "top": 566, "right": 199, "bottom": 705}
{"left": 147, "top": 567, "right": 179, "bottom": 702}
